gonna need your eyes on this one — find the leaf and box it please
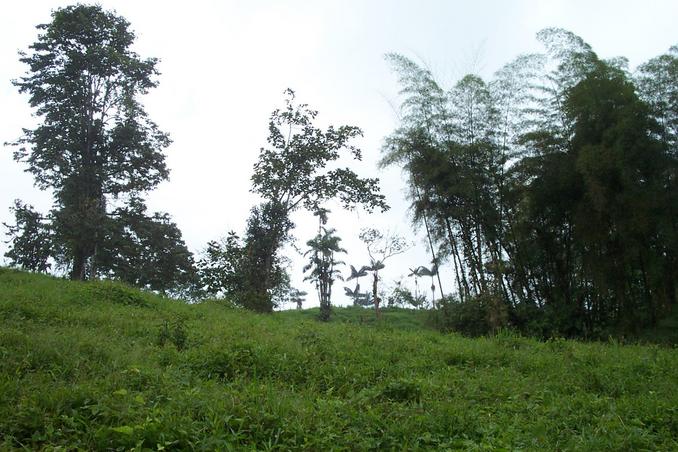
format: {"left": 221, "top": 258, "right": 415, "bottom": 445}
{"left": 111, "top": 425, "right": 134, "bottom": 435}
{"left": 113, "top": 388, "right": 128, "bottom": 396}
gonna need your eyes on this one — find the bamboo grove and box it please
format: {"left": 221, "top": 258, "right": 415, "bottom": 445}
{"left": 382, "top": 29, "right": 677, "bottom": 336}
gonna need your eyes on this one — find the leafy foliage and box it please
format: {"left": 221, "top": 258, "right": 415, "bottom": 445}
{"left": 251, "top": 89, "right": 388, "bottom": 214}
{"left": 384, "top": 29, "right": 678, "bottom": 337}
{"left": 197, "top": 203, "right": 292, "bottom": 311}
{"left": 7, "top": 5, "right": 186, "bottom": 286}
{"left": 303, "top": 227, "right": 346, "bottom": 321}
{"left": 241, "top": 89, "right": 388, "bottom": 312}
{"left": 98, "top": 199, "right": 196, "bottom": 295}
{"left": 1, "top": 269, "right": 676, "bottom": 450}
{"left": 3, "top": 200, "right": 52, "bottom": 272}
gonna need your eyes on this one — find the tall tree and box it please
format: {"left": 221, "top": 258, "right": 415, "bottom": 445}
{"left": 9, "top": 5, "right": 170, "bottom": 280}
{"left": 249, "top": 89, "right": 388, "bottom": 311}
{"left": 384, "top": 29, "right": 678, "bottom": 337}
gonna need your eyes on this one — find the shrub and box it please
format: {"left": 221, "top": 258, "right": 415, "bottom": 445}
{"left": 87, "top": 281, "right": 150, "bottom": 307}
{"left": 428, "top": 293, "right": 508, "bottom": 337}
{"left": 380, "top": 379, "right": 422, "bottom": 403}
{"left": 157, "top": 317, "right": 188, "bottom": 350}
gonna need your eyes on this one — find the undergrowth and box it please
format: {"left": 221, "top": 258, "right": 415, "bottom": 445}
{"left": 0, "top": 267, "right": 676, "bottom": 450}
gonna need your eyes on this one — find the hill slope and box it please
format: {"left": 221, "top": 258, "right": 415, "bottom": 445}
{"left": 1, "top": 268, "right": 676, "bottom": 450}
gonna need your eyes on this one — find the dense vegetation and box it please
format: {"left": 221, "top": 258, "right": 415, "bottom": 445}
{"left": 3, "top": 5, "right": 677, "bottom": 337}
{"left": 383, "top": 30, "right": 678, "bottom": 337}
{"left": 1, "top": 268, "right": 677, "bottom": 450}
{"left": 5, "top": 5, "right": 195, "bottom": 293}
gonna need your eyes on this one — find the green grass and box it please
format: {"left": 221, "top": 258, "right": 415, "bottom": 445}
{"left": 1, "top": 267, "right": 677, "bottom": 450}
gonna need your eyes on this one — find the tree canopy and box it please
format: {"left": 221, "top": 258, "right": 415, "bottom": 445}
{"left": 6, "top": 4, "right": 193, "bottom": 294}
{"left": 383, "top": 29, "right": 678, "bottom": 337}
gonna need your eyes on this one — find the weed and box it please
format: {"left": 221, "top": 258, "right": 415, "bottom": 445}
{"left": 0, "top": 269, "right": 677, "bottom": 450}
{"left": 157, "top": 317, "right": 188, "bottom": 350}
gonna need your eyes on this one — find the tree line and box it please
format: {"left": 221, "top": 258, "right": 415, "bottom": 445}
{"left": 383, "top": 29, "right": 677, "bottom": 337}
{"left": 3, "top": 5, "right": 387, "bottom": 312}
{"left": 4, "top": 5, "right": 676, "bottom": 336}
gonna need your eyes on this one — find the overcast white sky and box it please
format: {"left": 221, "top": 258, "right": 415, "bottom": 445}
{"left": 1, "top": 0, "right": 676, "bottom": 308}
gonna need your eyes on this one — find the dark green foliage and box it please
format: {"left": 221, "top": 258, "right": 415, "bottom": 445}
{"left": 197, "top": 204, "right": 291, "bottom": 311}
{"left": 7, "top": 5, "right": 194, "bottom": 291}
{"left": 386, "top": 284, "right": 426, "bottom": 309}
{"left": 384, "top": 29, "right": 678, "bottom": 338}
{"left": 251, "top": 89, "right": 388, "bottom": 215}
{"left": 87, "top": 280, "right": 151, "bottom": 307}
{"left": 98, "top": 199, "right": 197, "bottom": 296}
{"left": 238, "top": 202, "right": 292, "bottom": 311}
{"left": 157, "top": 317, "right": 188, "bottom": 350}
{"left": 3, "top": 200, "right": 52, "bottom": 272}
{"left": 429, "top": 293, "right": 508, "bottom": 337}
{"left": 379, "top": 379, "right": 422, "bottom": 403}
{"left": 196, "top": 231, "right": 244, "bottom": 297}
{"left": 242, "top": 90, "right": 388, "bottom": 312}
{"left": 303, "top": 226, "right": 346, "bottom": 321}
{"left": 1, "top": 269, "right": 677, "bottom": 450}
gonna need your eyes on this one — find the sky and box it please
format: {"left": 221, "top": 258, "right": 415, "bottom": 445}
{"left": 1, "top": 0, "right": 676, "bottom": 308}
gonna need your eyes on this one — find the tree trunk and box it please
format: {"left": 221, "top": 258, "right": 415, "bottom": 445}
{"left": 373, "top": 271, "right": 381, "bottom": 319}
{"left": 71, "top": 249, "right": 87, "bottom": 281}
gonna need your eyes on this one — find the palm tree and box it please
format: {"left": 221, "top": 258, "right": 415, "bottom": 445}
{"left": 345, "top": 264, "right": 369, "bottom": 304}
{"left": 347, "top": 264, "right": 369, "bottom": 282}
{"left": 344, "top": 283, "right": 360, "bottom": 305}
{"left": 303, "top": 227, "right": 346, "bottom": 321}
{"left": 359, "top": 227, "right": 410, "bottom": 319}
{"left": 289, "top": 288, "right": 308, "bottom": 310}
{"left": 364, "top": 258, "right": 386, "bottom": 317}
{"left": 408, "top": 267, "right": 424, "bottom": 304}
{"left": 354, "top": 290, "right": 373, "bottom": 307}
{"left": 417, "top": 262, "right": 439, "bottom": 308}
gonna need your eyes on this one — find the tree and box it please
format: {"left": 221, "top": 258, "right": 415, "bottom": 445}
{"left": 248, "top": 89, "right": 388, "bottom": 311}
{"left": 288, "top": 288, "right": 308, "bottom": 310}
{"left": 196, "top": 203, "right": 292, "bottom": 311}
{"left": 386, "top": 281, "right": 425, "bottom": 309}
{"left": 636, "top": 45, "right": 677, "bottom": 153}
{"left": 98, "top": 199, "right": 196, "bottom": 296}
{"left": 417, "top": 262, "right": 439, "bottom": 305}
{"left": 3, "top": 200, "right": 52, "bottom": 272}
{"left": 196, "top": 232, "right": 245, "bottom": 298}
{"left": 9, "top": 5, "right": 170, "bottom": 280}
{"left": 239, "top": 202, "right": 293, "bottom": 311}
{"left": 358, "top": 228, "right": 410, "bottom": 318}
{"left": 345, "top": 264, "right": 369, "bottom": 304}
{"left": 383, "top": 29, "right": 678, "bottom": 337}
{"left": 304, "top": 226, "right": 346, "bottom": 321}
{"left": 407, "top": 267, "right": 424, "bottom": 303}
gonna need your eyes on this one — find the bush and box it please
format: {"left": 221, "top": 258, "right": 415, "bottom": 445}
{"left": 428, "top": 293, "right": 508, "bottom": 337}
{"left": 157, "top": 317, "right": 188, "bottom": 350}
{"left": 380, "top": 379, "right": 422, "bottom": 403}
{"left": 87, "top": 281, "right": 150, "bottom": 307}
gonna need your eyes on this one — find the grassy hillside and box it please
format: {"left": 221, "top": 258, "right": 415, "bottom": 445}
{"left": 1, "top": 268, "right": 676, "bottom": 450}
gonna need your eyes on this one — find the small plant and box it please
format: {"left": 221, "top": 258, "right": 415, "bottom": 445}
{"left": 157, "top": 317, "right": 188, "bottom": 350}
{"left": 380, "top": 379, "right": 422, "bottom": 403}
